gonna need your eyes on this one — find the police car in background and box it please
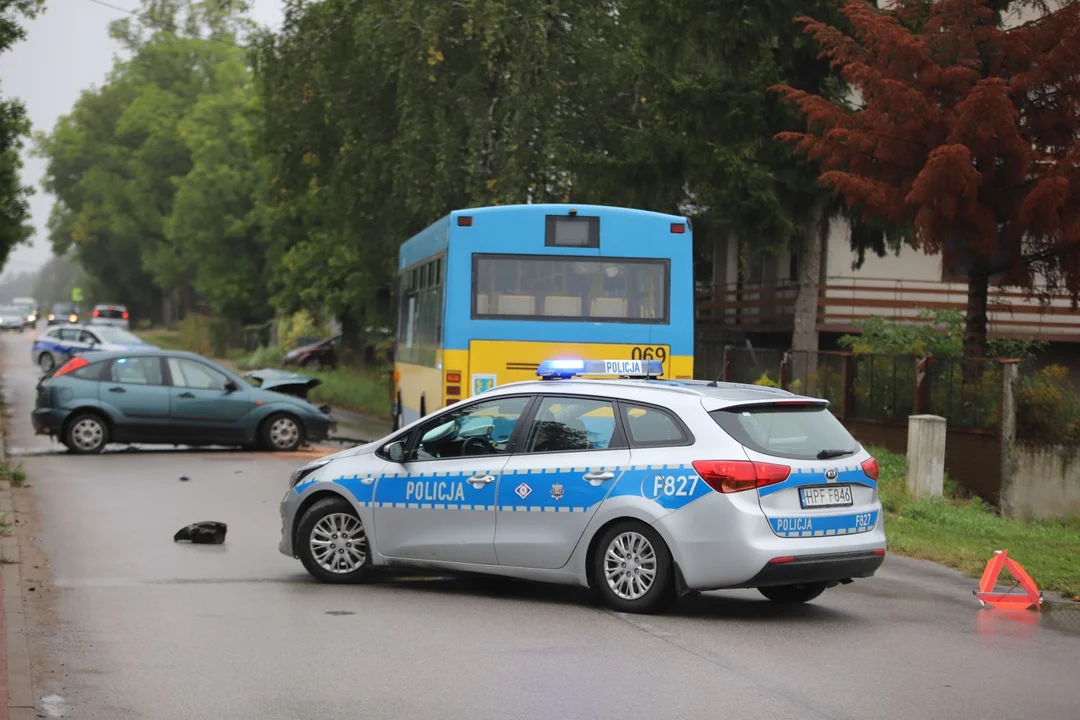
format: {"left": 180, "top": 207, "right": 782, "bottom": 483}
{"left": 280, "top": 359, "right": 885, "bottom": 614}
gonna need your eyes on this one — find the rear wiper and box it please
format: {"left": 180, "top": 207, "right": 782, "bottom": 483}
{"left": 817, "top": 448, "right": 855, "bottom": 460}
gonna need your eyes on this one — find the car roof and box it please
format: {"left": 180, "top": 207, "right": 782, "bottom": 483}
{"left": 93, "top": 303, "right": 126, "bottom": 308}
{"left": 482, "top": 377, "right": 826, "bottom": 410}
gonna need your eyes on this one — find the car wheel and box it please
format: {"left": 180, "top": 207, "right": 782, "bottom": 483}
{"left": 296, "top": 497, "right": 371, "bottom": 583}
{"left": 65, "top": 412, "right": 108, "bottom": 454}
{"left": 592, "top": 520, "right": 675, "bottom": 614}
{"left": 38, "top": 352, "right": 55, "bottom": 372}
{"left": 262, "top": 413, "right": 304, "bottom": 452}
{"left": 757, "top": 582, "right": 828, "bottom": 604}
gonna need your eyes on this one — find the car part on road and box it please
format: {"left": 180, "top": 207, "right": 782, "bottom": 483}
{"left": 592, "top": 520, "right": 675, "bottom": 614}
{"left": 262, "top": 413, "right": 304, "bottom": 451}
{"left": 173, "top": 521, "right": 227, "bottom": 544}
{"left": 243, "top": 368, "right": 321, "bottom": 400}
{"left": 296, "top": 497, "right": 370, "bottom": 583}
{"left": 757, "top": 582, "right": 828, "bottom": 604}
{"left": 65, "top": 412, "right": 108, "bottom": 454}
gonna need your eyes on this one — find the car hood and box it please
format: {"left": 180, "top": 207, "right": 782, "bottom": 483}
{"left": 244, "top": 368, "right": 322, "bottom": 396}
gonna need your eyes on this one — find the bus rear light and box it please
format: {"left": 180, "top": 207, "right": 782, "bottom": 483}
{"left": 691, "top": 460, "right": 791, "bottom": 494}
{"left": 457, "top": 216, "right": 473, "bottom": 227}
{"left": 446, "top": 399, "right": 459, "bottom": 405}
{"left": 671, "top": 223, "right": 685, "bottom": 234}
{"left": 446, "top": 385, "right": 460, "bottom": 396}
{"left": 446, "top": 372, "right": 461, "bottom": 383}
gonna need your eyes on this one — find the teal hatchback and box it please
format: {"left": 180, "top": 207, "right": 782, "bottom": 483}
{"left": 32, "top": 349, "right": 336, "bottom": 454}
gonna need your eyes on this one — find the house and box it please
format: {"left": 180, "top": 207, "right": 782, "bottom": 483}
{"left": 695, "top": 215, "right": 1080, "bottom": 380}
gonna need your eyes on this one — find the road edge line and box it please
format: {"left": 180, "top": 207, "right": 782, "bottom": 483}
{"left": 0, "top": 392, "right": 34, "bottom": 720}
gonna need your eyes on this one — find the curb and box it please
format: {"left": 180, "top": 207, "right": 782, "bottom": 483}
{"left": 0, "top": 401, "right": 34, "bottom": 719}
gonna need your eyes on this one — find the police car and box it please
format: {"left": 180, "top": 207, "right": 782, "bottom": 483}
{"left": 279, "top": 359, "right": 885, "bottom": 613}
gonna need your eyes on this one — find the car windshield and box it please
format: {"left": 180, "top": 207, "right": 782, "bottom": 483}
{"left": 52, "top": 303, "right": 75, "bottom": 313}
{"left": 94, "top": 328, "right": 143, "bottom": 345}
{"left": 0, "top": 306, "right": 21, "bottom": 314}
{"left": 709, "top": 403, "right": 860, "bottom": 462}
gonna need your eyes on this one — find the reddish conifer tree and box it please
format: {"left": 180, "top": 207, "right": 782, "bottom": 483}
{"left": 773, "top": 0, "right": 1080, "bottom": 360}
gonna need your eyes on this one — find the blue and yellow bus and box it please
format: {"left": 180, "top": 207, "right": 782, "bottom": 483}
{"left": 391, "top": 203, "right": 694, "bottom": 428}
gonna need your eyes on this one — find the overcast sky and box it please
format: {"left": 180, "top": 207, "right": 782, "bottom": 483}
{"left": 0, "top": 0, "right": 285, "bottom": 281}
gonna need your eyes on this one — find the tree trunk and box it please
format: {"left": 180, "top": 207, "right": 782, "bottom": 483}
{"left": 962, "top": 262, "right": 990, "bottom": 385}
{"left": 791, "top": 199, "right": 826, "bottom": 393}
{"left": 339, "top": 310, "right": 362, "bottom": 367}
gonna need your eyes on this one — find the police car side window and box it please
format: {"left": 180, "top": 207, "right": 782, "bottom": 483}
{"left": 524, "top": 397, "right": 619, "bottom": 454}
{"left": 619, "top": 403, "right": 691, "bottom": 447}
{"left": 409, "top": 396, "right": 531, "bottom": 461}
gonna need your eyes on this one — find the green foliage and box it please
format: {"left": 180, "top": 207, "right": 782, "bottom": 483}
{"left": 752, "top": 371, "right": 779, "bottom": 387}
{"left": 277, "top": 310, "right": 328, "bottom": 352}
{"left": 866, "top": 445, "right": 1080, "bottom": 599}
{"left": 306, "top": 368, "right": 392, "bottom": 420}
{"left": 0, "top": 459, "right": 26, "bottom": 487}
{"left": 840, "top": 310, "right": 1046, "bottom": 361}
{"left": 235, "top": 345, "right": 283, "bottom": 371}
{"left": 0, "top": 0, "right": 46, "bottom": 270}
{"left": 1015, "top": 365, "right": 1080, "bottom": 446}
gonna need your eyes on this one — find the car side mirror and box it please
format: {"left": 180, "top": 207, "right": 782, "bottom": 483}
{"left": 385, "top": 441, "right": 405, "bottom": 463}
{"left": 224, "top": 380, "right": 239, "bottom": 393}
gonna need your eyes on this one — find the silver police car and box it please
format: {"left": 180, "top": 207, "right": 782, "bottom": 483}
{"left": 279, "top": 359, "right": 885, "bottom": 614}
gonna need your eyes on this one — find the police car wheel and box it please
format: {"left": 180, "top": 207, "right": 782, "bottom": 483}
{"left": 592, "top": 521, "right": 674, "bottom": 614}
{"left": 297, "top": 498, "right": 371, "bottom": 583}
{"left": 757, "top": 582, "right": 828, "bottom": 604}
{"left": 65, "top": 412, "right": 108, "bottom": 454}
{"left": 38, "top": 352, "right": 55, "bottom": 372}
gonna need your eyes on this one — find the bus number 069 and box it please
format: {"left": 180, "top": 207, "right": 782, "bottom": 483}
{"left": 631, "top": 346, "right": 667, "bottom": 363}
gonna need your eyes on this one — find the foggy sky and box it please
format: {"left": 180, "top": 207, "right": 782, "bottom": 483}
{"left": 0, "top": 0, "right": 285, "bottom": 281}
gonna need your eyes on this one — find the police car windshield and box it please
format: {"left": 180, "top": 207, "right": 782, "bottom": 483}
{"left": 710, "top": 404, "right": 859, "bottom": 462}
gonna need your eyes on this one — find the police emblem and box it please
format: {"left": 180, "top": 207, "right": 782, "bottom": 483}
{"left": 550, "top": 483, "right": 565, "bottom": 500}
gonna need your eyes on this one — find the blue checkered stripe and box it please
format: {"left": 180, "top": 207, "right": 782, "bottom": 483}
{"left": 768, "top": 510, "right": 880, "bottom": 538}
{"left": 298, "top": 464, "right": 714, "bottom": 514}
{"left": 757, "top": 465, "right": 876, "bottom": 498}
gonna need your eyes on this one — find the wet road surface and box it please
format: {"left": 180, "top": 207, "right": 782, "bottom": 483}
{"left": 2, "top": 332, "right": 1078, "bottom": 719}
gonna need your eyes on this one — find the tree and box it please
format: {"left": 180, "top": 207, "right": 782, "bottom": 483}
{"left": 774, "top": 0, "right": 1080, "bottom": 361}
{"left": 0, "top": 0, "right": 45, "bottom": 272}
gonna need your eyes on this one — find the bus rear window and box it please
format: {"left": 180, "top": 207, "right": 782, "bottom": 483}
{"left": 472, "top": 254, "right": 669, "bottom": 323}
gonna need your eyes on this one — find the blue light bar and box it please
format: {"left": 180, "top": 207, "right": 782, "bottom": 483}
{"left": 536, "top": 359, "right": 663, "bottom": 379}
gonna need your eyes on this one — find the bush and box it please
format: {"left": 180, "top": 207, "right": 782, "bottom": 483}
{"left": 236, "top": 345, "right": 284, "bottom": 371}
{"left": 177, "top": 314, "right": 238, "bottom": 358}
{"left": 753, "top": 371, "right": 779, "bottom": 387}
{"left": 1015, "top": 364, "right": 1080, "bottom": 446}
{"left": 277, "top": 311, "right": 330, "bottom": 352}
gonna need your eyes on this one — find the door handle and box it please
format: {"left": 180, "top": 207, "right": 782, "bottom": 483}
{"left": 467, "top": 474, "right": 495, "bottom": 488}
{"left": 108, "top": 386, "right": 126, "bottom": 394}
{"left": 178, "top": 392, "right": 195, "bottom": 398}
{"left": 583, "top": 471, "right": 615, "bottom": 485}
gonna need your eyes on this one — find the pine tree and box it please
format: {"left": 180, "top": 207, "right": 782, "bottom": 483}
{"left": 773, "top": 0, "right": 1080, "bottom": 361}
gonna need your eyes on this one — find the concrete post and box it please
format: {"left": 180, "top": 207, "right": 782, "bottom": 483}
{"left": 906, "top": 415, "right": 946, "bottom": 498}
{"left": 999, "top": 360, "right": 1020, "bottom": 518}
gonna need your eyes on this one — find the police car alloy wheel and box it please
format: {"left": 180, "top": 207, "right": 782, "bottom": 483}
{"left": 296, "top": 497, "right": 371, "bottom": 583}
{"left": 592, "top": 520, "right": 674, "bottom": 614}
{"left": 757, "top": 582, "right": 828, "bottom": 604}
{"left": 38, "top": 352, "right": 55, "bottom": 372}
{"left": 65, "top": 413, "right": 108, "bottom": 454}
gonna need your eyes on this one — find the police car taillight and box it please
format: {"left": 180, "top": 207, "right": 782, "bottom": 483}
{"left": 691, "top": 460, "right": 790, "bottom": 494}
{"left": 861, "top": 457, "right": 879, "bottom": 481}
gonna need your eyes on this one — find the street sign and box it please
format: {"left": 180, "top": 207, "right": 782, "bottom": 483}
{"left": 71, "top": 287, "right": 84, "bottom": 302}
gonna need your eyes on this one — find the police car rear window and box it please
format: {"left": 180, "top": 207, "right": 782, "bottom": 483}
{"left": 709, "top": 404, "right": 859, "bottom": 462}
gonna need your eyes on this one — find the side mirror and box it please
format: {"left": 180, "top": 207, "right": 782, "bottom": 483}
{"left": 224, "top": 380, "right": 239, "bottom": 393}
{"left": 385, "top": 441, "right": 405, "bottom": 463}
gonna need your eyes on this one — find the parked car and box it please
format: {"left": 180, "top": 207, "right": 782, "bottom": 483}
{"left": 31, "top": 349, "right": 336, "bottom": 454}
{"left": 31, "top": 325, "right": 154, "bottom": 373}
{"left": 87, "top": 304, "right": 130, "bottom": 329}
{"left": 12, "top": 297, "right": 38, "bottom": 328}
{"left": 47, "top": 302, "right": 80, "bottom": 326}
{"left": 283, "top": 334, "right": 341, "bottom": 369}
{"left": 0, "top": 305, "right": 26, "bottom": 332}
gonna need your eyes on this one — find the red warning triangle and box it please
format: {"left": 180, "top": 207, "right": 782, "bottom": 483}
{"left": 974, "top": 550, "right": 1042, "bottom": 610}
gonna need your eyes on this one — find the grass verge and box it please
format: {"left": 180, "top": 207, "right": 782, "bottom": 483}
{"left": 870, "top": 445, "right": 1080, "bottom": 600}
{"left": 305, "top": 368, "right": 392, "bottom": 420}
{"left": 136, "top": 328, "right": 186, "bottom": 351}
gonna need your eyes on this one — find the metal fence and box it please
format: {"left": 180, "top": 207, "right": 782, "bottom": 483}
{"left": 703, "top": 344, "right": 1003, "bottom": 432}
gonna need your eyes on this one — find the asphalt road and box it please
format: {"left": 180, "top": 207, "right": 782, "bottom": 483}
{"left": 2, "top": 331, "right": 1078, "bottom": 720}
